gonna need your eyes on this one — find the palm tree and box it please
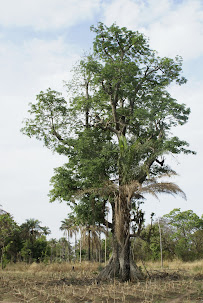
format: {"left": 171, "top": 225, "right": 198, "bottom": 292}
{"left": 49, "top": 238, "right": 58, "bottom": 262}
{"left": 80, "top": 224, "right": 106, "bottom": 262}
{"left": 60, "top": 219, "right": 71, "bottom": 262}
{"left": 60, "top": 216, "right": 79, "bottom": 261}
{"left": 20, "top": 219, "right": 50, "bottom": 243}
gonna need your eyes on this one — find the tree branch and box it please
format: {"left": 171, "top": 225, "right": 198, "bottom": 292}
{"left": 50, "top": 117, "right": 64, "bottom": 141}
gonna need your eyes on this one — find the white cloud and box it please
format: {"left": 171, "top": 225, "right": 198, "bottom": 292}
{"left": 22, "top": 37, "right": 79, "bottom": 90}
{"left": 102, "top": 0, "right": 143, "bottom": 29}
{"left": 0, "top": 0, "right": 101, "bottom": 30}
{"left": 0, "top": 143, "right": 69, "bottom": 238}
{"left": 0, "top": 24, "right": 82, "bottom": 238}
{"left": 0, "top": 36, "right": 79, "bottom": 97}
{"left": 169, "top": 79, "right": 203, "bottom": 144}
{"left": 102, "top": 0, "right": 170, "bottom": 29}
{"left": 148, "top": 1, "right": 203, "bottom": 60}
{"left": 102, "top": 0, "right": 203, "bottom": 60}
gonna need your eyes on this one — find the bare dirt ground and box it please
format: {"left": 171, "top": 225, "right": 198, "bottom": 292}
{"left": 0, "top": 262, "right": 202, "bottom": 302}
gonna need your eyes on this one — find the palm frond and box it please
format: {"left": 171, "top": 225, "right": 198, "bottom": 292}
{"left": 139, "top": 182, "right": 186, "bottom": 200}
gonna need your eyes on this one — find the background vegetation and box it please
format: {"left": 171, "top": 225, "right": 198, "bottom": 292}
{"left": 0, "top": 207, "right": 202, "bottom": 269}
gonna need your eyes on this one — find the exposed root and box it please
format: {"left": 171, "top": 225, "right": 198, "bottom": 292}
{"left": 97, "top": 257, "right": 144, "bottom": 282}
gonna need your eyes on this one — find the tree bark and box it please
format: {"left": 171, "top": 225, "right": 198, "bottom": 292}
{"left": 97, "top": 232, "right": 143, "bottom": 281}
{"left": 98, "top": 194, "right": 143, "bottom": 281}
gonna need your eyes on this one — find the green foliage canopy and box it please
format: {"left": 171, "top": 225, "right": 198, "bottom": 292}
{"left": 21, "top": 24, "right": 194, "bottom": 195}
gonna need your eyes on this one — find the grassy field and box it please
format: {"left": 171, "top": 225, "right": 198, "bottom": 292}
{"left": 0, "top": 260, "right": 202, "bottom": 302}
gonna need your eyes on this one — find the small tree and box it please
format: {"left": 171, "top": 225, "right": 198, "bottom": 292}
{"left": 132, "top": 218, "right": 176, "bottom": 262}
{"left": 60, "top": 216, "right": 79, "bottom": 261}
{"left": 191, "top": 230, "right": 203, "bottom": 259}
{"left": 20, "top": 219, "right": 51, "bottom": 263}
{"left": 133, "top": 210, "right": 203, "bottom": 262}
{"left": 163, "top": 209, "right": 203, "bottom": 261}
{"left": 20, "top": 219, "right": 50, "bottom": 242}
{"left": 0, "top": 213, "right": 18, "bottom": 268}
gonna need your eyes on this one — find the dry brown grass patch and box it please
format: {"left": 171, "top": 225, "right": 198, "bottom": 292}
{"left": 0, "top": 261, "right": 202, "bottom": 302}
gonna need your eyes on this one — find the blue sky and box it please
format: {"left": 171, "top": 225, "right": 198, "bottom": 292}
{"left": 0, "top": 0, "right": 203, "bottom": 239}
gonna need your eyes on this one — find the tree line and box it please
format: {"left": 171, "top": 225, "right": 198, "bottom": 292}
{"left": 0, "top": 207, "right": 202, "bottom": 269}
{"left": 132, "top": 208, "right": 203, "bottom": 262}
{"left": 0, "top": 208, "right": 111, "bottom": 268}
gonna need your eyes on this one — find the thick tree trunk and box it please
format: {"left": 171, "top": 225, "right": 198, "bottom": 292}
{"left": 97, "top": 233, "right": 143, "bottom": 281}
{"left": 98, "top": 194, "right": 143, "bottom": 282}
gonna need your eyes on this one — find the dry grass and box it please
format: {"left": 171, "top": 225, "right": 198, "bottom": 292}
{"left": 138, "top": 259, "right": 203, "bottom": 275}
{"left": 0, "top": 260, "right": 202, "bottom": 302}
{"left": 4, "top": 261, "right": 101, "bottom": 275}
